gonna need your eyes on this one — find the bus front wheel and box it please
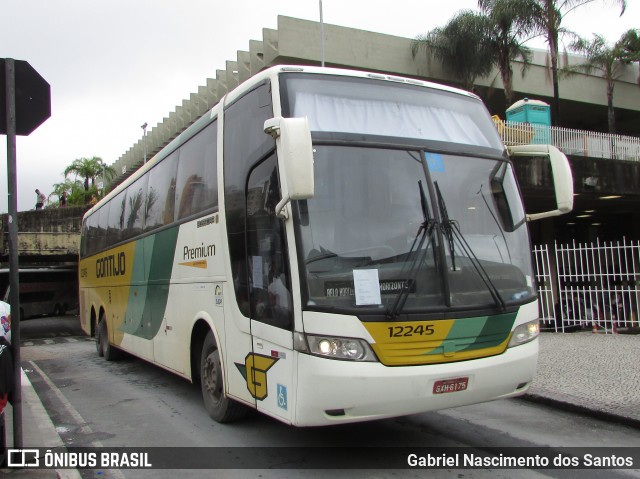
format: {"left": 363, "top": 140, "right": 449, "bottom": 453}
{"left": 200, "top": 331, "right": 246, "bottom": 423}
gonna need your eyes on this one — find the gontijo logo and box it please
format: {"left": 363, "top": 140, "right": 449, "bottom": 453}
{"left": 95, "top": 252, "right": 126, "bottom": 278}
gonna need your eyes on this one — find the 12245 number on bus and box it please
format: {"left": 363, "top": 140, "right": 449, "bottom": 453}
{"left": 387, "top": 324, "right": 435, "bottom": 338}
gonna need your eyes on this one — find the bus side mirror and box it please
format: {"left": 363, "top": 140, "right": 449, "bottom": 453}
{"left": 264, "top": 117, "right": 315, "bottom": 219}
{"left": 508, "top": 144, "right": 573, "bottom": 221}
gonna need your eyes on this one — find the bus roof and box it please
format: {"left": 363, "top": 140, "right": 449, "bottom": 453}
{"left": 84, "top": 65, "right": 480, "bottom": 222}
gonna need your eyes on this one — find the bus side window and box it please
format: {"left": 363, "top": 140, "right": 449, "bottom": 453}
{"left": 246, "top": 155, "right": 293, "bottom": 330}
{"left": 123, "top": 175, "right": 148, "bottom": 239}
{"left": 145, "top": 151, "right": 178, "bottom": 231}
{"left": 94, "top": 205, "right": 108, "bottom": 253}
{"left": 107, "top": 191, "right": 127, "bottom": 247}
{"left": 175, "top": 120, "right": 218, "bottom": 220}
{"left": 223, "top": 81, "right": 275, "bottom": 318}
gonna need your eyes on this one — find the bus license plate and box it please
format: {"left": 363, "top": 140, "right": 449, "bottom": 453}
{"left": 433, "top": 377, "right": 469, "bottom": 394}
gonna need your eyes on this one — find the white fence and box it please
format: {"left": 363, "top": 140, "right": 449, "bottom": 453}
{"left": 534, "top": 239, "right": 640, "bottom": 333}
{"left": 495, "top": 120, "right": 640, "bottom": 162}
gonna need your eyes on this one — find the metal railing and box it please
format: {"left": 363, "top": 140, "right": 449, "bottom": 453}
{"left": 494, "top": 120, "right": 640, "bottom": 162}
{"left": 534, "top": 238, "right": 640, "bottom": 333}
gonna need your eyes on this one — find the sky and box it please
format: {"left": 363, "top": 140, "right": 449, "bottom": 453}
{"left": 1, "top": 0, "right": 637, "bottom": 212}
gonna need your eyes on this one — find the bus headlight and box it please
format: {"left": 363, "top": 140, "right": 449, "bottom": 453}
{"left": 301, "top": 334, "right": 377, "bottom": 362}
{"left": 508, "top": 319, "right": 540, "bottom": 348}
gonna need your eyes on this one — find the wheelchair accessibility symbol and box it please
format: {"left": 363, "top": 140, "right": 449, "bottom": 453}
{"left": 277, "top": 384, "right": 288, "bottom": 411}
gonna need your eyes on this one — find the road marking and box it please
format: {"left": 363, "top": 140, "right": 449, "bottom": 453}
{"left": 28, "top": 361, "right": 127, "bottom": 479}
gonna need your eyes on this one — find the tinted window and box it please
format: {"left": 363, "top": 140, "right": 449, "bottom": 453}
{"left": 224, "top": 82, "right": 275, "bottom": 317}
{"left": 123, "top": 175, "right": 148, "bottom": 239}
{"left": 145, "top": 152, "right": 178, "bottom": 231}
{"left": 83, "top": 214, "right": 98, "bottom": 257}
{"left": 175, "top": 121, "right": 218, "bottom": 219}
{"left": 94, "top": 206, "right": 108, "bottom": 253}
{"left": 106, "top": 191, "right": 127, "bottom": 246}
{"left": 246, "top": 155, "right": 292, "bottom": 329}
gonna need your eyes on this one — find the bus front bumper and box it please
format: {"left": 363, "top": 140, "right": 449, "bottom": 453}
{"left": 293, "top": 338, "right": 538, "bottom": 426}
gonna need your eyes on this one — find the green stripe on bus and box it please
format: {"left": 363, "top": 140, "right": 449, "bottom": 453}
{"left": 120, "top": 227, "right": 179, "bottom": 340}
{"left": 426, "top": 312, "right": 516, "bottom": 355}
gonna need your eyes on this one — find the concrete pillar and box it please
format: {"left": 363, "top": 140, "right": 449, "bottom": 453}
{"left": 237, "top": 51, "right": 251, "bottom": 83}
{"left": 249, "top": 40, "right": 265, "bottom": 75}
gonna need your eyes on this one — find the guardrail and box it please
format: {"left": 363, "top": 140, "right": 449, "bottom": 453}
{"left": 494, "top": 120, "right": 640, "bottom": 162}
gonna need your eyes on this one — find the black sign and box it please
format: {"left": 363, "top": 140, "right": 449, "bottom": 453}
{"left": 0, "top": 58, "right": 51, "bottom": 136}
{"left": 325, "top": 279, "right": 416, "bottom": 297}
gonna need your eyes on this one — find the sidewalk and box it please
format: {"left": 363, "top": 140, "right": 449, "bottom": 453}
{"left": 0, "top": 331, "right": 638, "bottom": 477}
{"left": 525, "top": 330, "right": 640, "bottom": 427}
{"left": 0, "top": 371, "right": 80, "bottom": 479}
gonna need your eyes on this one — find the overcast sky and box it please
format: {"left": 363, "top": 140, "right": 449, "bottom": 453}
{"left": 1, "top": 0, "right": 637, "bottom": 212}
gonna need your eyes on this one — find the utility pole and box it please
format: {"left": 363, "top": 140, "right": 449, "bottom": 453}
{"left": 319, "top": 1, "right": 325, "bottom": 67}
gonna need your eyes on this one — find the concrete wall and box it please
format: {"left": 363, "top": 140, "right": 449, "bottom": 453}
{"left": 0, "top": 206, "right": 87, "bottom": 266}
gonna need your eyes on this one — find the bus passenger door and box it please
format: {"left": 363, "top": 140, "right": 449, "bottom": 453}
{"left": 245, "top": 155, "right": 295, "bottom": 424}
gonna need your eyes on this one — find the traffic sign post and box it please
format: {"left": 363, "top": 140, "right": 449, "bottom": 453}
{"left": 2, "top": 58, "right": 51, "bottom": 449}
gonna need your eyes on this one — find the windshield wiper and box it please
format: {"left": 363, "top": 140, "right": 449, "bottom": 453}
{"left": 434, "top": 182, "right": 506, "bottom": 310}
{"left": 305, "top": 246, "right": 338, "bottom": 265}
{"left": 387, "top": 181, "right": 436, "bottom": 319}
{"left": 435, "top": 182, "right": 456, "bottom": 272}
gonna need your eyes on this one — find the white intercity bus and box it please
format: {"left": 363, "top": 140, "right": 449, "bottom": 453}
{"left": 79, "top": 65, "right": 573, "bottom": 426}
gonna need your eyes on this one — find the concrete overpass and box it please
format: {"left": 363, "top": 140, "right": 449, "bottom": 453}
{"left": 0, "top": 206, "right": 85, "bottom": 268}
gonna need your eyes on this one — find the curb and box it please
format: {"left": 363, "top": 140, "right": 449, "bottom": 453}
{"left": 521, "top": 393, "right": 640, "bottom": 431}
{"left": 0, "top": 370, "right": 81, "bottom": 479}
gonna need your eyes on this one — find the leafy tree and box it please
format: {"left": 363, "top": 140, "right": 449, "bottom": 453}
{"left": 63, "top": 156, "right": 115, "bottom": 193}
{"left": 412, "top": 10, "right": 494, "bottom": 91}
{"left": 618, "top": 28, "right": 640, "bottom": 84}
{"left": 413, "top": 4, "right": 534, "bottom": 107}
{"left": 52, "top": 179, "right": 95, "bottom": 207}
{"left": 479, "top": 0, "right": 537, "bottom": 107}
{"left": 483, "top": 0, "right": 627, "bottom": 126}
{"left": 568, "top": 29, "right": 640, "bottom": 133}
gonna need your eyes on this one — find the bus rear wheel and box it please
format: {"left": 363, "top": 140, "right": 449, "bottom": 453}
{"left": 95, "top": 316, "right": 104, "bottom": 357}
{"left": 200, "top": 331, "right": 246, "bottom": 423}
{"left": 97, "top": 317, "right": 121, "bottom": 361}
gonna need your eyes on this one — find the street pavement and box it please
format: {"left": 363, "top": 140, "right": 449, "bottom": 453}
{"left": 0, "top": 330, "right": 638, "bottom": 477}
{"left": 527, "top": 330, "right": 640, "bottom": 426}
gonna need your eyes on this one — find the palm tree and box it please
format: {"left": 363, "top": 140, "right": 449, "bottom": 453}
{"left": 64, "top": 156, "right": 115, "bottom": 192}
{"left": 412, "top": 10, "right": 494, "bottom": 91}
{"left": 619, "top": 28, "right": 640, "bottom": 84}
{"left": 479, "top": 0, "right": 537, "bottom": 107}
{"left": 568, "top": 29, "right": 639, "bottom": 133}
{"left": 483, "top": 0, "right": 627, "bottom": 126}
{"left": 413, "top": 4, "right": 535, "bottom": 107}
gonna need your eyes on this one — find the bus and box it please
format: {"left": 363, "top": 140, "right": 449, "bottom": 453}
{"left": 79, "top": 65, "right": 573, "bottom": 426}
{"left": 2, "top": 268, "right": 78, "bottom": 319}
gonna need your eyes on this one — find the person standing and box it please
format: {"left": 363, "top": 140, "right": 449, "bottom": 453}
{"left": 35, "top": 189, "right": 46, "bottom": 210}
{"left": 59, "top": 191, "right": 67, "bottom": 208}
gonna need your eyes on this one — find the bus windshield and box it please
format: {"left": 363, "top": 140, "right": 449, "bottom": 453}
{"left": 282, "top": 74, "right": 534, "bottom": 315}
{"left": 296, "top": 146, "right": 534, "bottom": 314}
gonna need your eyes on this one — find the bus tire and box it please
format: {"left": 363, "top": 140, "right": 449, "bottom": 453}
{"left": 98, "top": 317, "right": 121, "bottom": 361}
{"left": 95, "top": 317, "right": 104, "bottom": 357}
{"left": 200, "top": 331, "right": 246, "bottom": 423}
